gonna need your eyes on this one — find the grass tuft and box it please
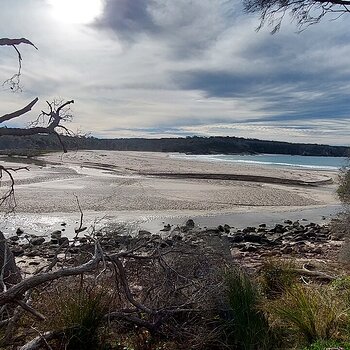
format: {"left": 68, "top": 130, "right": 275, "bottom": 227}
{"left": 271, "top": 284, "right": 347, "bottom": 345}
{"left": 49, "top": 284, "right": 109, "bottom": 350}
{"left": 225, "top": 267, "right": 273, "bottom": 350}
{"left": 259, "top": 259, "right": 296, "bottom": 299}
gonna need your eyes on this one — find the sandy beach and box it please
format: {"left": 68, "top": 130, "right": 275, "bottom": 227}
{"left": 0, "top": 150, "right": 342, "bottom": 237}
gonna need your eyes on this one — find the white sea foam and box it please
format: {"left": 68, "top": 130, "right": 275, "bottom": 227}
{"left": 170, "top": 153, "right": 346, "bottom": 170}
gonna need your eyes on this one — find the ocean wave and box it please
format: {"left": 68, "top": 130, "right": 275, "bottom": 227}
{"left": 170, "top": 154, "right": 343, "bottom": 170}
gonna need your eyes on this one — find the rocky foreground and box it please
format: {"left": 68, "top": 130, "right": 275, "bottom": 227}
{"left": 6, "top": 216, "right": 345, "bottom": 275}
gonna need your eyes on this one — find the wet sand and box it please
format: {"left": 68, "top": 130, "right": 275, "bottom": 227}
{"left": 0, "top": 150, "right": 342, "bottom": 237}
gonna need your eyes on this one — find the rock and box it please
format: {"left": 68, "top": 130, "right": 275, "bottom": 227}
{"left": 202, "top": 228, "right": 221, "bottom": 235}
{"left": 11, "top": 246, "right": 24, "bottom": 257}
{"left": 51, "top": 230, "right": 62, "bottom": 239}
{"left": 244, "top": 233, "right": 265, "bottom": 244}
{"left": 243, "top": 227, "right": 256, "bottom": 233}
{"left": 61, "top": 222, "right": 67, "bottom": 226}
{"left": 281, "top": 246, "right": 293, "bottom": 254}
{"left": 9, "top": 236, "right": 19, "bottom": 242}
{"left": 30, "top": 237, "right": 45, "bottom": 246}
{"left": 138, "top": 230, "right": 152, "bottom": 236}
{"left": 28, "top": 261, "right": 40, "bottom": 266}
{"left": 259, "top": 223, "right": 266, "bottom": 228}
{"left": 171, "top": 234, "right": 183, "bottom": 241}
{"left": 313, "top": 247, "right": 323, "bottom": 254}
{"left": 292, "top": 221, "right": 300, "bottom": 227}
{"left": 223, "top": 224, "right": 231, "bottom": 233}
{"left": 227, "top": 234, "right": 243, "bottom": 244}
{"left": 16, "top": 228, "right": 24, "bottom": 235}
{"left": 185, "top": 219, "right": 195, "bottom": 228}
{"left": 58, "top": 237, "right": 69, "bottom": 247}
{"left": 161, "top": 224, "right": 171, "bottom": 232}
{"left": 241, "top": 243, "right": 259, "bottom": 252}
{"left": 331, "top": 231, "right": 344, "bottom": 240}
{"left": 284, "top": 220, "right": 293, "bottom": 225}
{"left": 26, "top": 250, "right": 40, "bottom": 257}
{"left": 319, "top": 227, "right": 330, "bottom": 235}
{"left": 305, "top": 229, "right": 316, "bottom": 238}
{"left": 273, "top": 224, "right": 285, "bottom": 234}
{"left": 218, "top": 225, "right": 224, "bottom": 232}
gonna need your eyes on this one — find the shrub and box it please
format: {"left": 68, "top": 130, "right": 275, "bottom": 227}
{"left": 337, "top": 166, "right": 350, "bottom": 204}
{"left": 271, "top": 284, "right": 347, "bottom": 345}
{"left": 259, "top": 259, "right": 297, "bottom": 298}
{"left": 224, "top": 268, "right": 273, "bottom": 350}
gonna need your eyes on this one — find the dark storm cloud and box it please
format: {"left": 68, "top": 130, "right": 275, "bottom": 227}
{"left": 95, "top": 0, "right": 157, "bottom": 40}
{"left": 95, "top": 0, "right": 231, "bottom": 57}
{"left": 171, "top": 65, "right": 350, "bottom": 132}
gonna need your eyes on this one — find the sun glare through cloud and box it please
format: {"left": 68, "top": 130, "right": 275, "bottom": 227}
{"left": 47, "top": 0, "right": 103, "bottom": 24}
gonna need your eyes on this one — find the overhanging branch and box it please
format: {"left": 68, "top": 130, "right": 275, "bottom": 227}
{"left": 0, "top": 98, "right": 39, "bottom": 124}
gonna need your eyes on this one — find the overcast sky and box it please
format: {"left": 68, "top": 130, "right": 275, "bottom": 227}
{"left": 0, "top": 0, "right": 349, "bottom": 145}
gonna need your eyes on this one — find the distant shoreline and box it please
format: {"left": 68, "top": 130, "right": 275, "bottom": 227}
{"left": 0, "top": 134, "right": 349, "bottom": 157}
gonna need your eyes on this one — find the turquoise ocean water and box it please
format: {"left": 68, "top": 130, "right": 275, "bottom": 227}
{"left": 171, "top": 154, "right": 349, "bottom": 170}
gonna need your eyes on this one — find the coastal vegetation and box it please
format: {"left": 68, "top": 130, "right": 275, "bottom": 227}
{"left": 0, "top": 134, "right": 349, "bottom": 157}
{"left": 1, "top": 221, "right": 350, "bottom": 349}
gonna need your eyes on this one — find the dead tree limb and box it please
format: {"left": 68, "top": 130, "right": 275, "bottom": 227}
{"left": 0, "top": 244, "right": 102, "bottom": 306}
{"left": 0, "top": 98, "right": 39, "bottom": 124}
{"left": 19, "top": 331, "right": 63, "bottom": 350}
{"left": 0, "top": 37, "right": 38, "bottom": 92}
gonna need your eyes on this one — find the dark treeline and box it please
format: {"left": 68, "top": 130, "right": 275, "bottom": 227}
{"left": 0, "top": 134, "right": 349, "bottom": 157}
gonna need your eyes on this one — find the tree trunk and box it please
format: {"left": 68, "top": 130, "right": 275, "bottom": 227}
{"left": 0, "top": 231, "right": 22, "bottom": 292}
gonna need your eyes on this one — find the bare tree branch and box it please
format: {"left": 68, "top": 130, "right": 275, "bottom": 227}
{"left": 0, "top": 98, "right": 39, "bottom": 124}
{"left": 244, "top": 0, "right": 350, "bottom": 31}
{"left": 0, "top": 38, "right": 38, "bottom": 91}
{"left": 0, "top": 38, "right": 38, "bottom": 49}
{"left": 0, "top": 244, "right": 101, "bottom": 306}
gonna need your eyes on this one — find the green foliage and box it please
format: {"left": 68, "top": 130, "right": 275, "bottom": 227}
{"left": 331, "top": 276, "right": 350, "bottom": 296}
{"left": 337, "top": 167, "right": 350, "bottom": 203}
{"left": 53, "top": 286, "right": 109, "bottom": 350}
{"left": 271, "top": 284, "right": 347, "bottom": 345}
{"left": 225, "top": 268, "right": 273, "bottom": 350}
{"left": 259, "top": 259, "right": 296, "bottom": 298}
{"left": 304, "top": 339, "right": 350, "bottom": 350}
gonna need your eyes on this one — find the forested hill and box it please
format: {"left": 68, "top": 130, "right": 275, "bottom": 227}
{"left": 0, "top": 134, "right": 349, "bottom": 157}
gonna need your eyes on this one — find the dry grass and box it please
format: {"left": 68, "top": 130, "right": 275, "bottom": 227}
{"left": 270, "top": 284, "right": 348, "bottom": 345}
